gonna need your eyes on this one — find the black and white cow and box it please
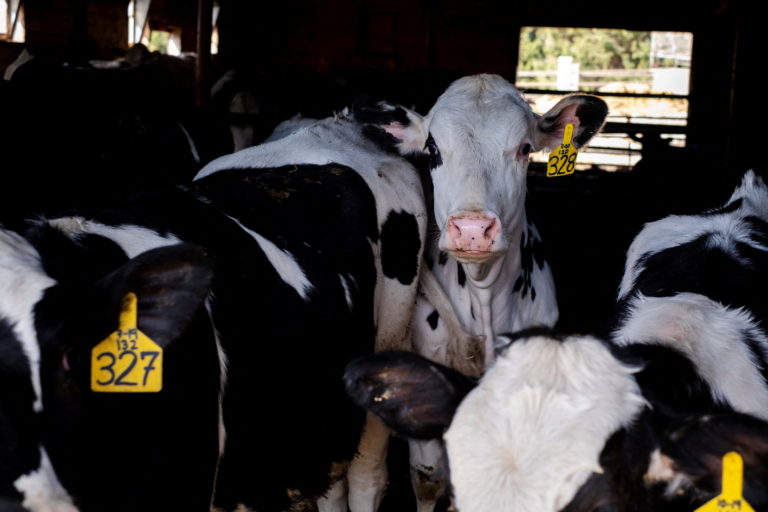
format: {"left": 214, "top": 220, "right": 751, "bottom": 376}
{"left": 0, "top": 231, "right": 221, "bottom": 512}
{"left": 344, "top": 170, "right": 768, "bottom": 511}
{"left": 364, "top": 74, "right": 606, "bottom": 512}
{"left": 0, "top": 98, "right": 428, "bottom": 512}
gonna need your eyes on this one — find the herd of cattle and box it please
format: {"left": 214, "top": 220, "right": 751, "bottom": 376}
{"left": 0, "top": 68, "right": 766, "bottom": 512}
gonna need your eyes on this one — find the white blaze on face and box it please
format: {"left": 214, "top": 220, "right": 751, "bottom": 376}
{"left": 444, "top": 335, "right": 645, "bottom": 512}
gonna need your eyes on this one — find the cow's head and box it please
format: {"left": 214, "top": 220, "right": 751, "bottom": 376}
{"left": 0, "top": 226, "right": 215, "bottom": 510}
{"left": 366, "top": 74, "right": 607, "bottom": 266}
{"left": 344, "top": 330, "right": 768, "bottom": 512}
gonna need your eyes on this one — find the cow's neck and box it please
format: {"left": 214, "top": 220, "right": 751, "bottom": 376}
{"left": 459, "top": 208, "right": 527, "bottom": 367}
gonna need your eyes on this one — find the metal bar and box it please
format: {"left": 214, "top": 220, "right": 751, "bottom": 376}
{"left": 9, "top": 0, "right": 22, "bottom": 41}
{"left": 601, "top": 121, "right": 688, "bottom": 134}
{"left": 517, "top": 69, "right": 654, "bottom": 78}
{"left": 517, "top": 88, "right": 689, "bottom": 100}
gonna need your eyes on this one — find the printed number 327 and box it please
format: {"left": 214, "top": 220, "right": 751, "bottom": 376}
{"left": 95, "top": 350, "right": 160, "bottom": 387}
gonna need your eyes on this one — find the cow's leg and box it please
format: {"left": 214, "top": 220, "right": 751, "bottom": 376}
{"left": 347, "top": 413, "right": 390, "bottom": 512}
{"left": 318, "top": 468, "right": 348, "bottom": 512}
{"left": 406, "top": 295, "right": 459, "bottom": 512}
{"left": 408, "top": 439, "right": 449, "bottom": 512}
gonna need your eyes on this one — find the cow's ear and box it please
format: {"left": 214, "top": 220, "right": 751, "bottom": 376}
{"left": 559, "top": 472, "right": 618, "bottom": 512}
{"left": 351, "top": 95, "right": 429, "bottom": 155}
{"left": 533, "top": 94, "right": 608, "bottom": 151}
{"left": 89, "top": 243, "right": 214, "bottom": 348}
{"left": 344, "top": 350, "right": 476, "bottom": 439}
{"left": 647, "top": 413, "right": 768, "bottom": 505}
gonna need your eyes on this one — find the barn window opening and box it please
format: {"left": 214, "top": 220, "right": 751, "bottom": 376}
{"left": 145, "top": 26, "right": 182, "bottom": 55}
{"left": 1, "top": 0, "right": 25, "bottom": 42}
{"left": 128, "top": 0, "right": 220, "bottom": 55}
{"left": 516, "top": 27, "right": 693, "bottom": 172}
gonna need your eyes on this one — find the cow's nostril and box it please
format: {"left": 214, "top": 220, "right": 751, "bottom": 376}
{"left": 484, "top": 220, "right": 496, "bottom": 239}
{"left": 450, "top": 219, "right": 462, "bottom": 236}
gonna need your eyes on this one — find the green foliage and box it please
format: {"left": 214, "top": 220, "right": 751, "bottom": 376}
{"left": 519, "top": 27, "right": 651, "bottom": 71}
{"left": 148, "top": 30, "right": 170, "bottom": 54}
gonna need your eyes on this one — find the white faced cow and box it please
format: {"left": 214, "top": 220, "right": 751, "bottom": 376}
{"left": 410, "top": 74, "right": 608, "bottom": 370}
{"left": 344, "top": 170, "right": 768, "bottom": 512}
{"left": 0, "top": 97, "right": 429, "bottom": 512}
{"left": 367, "top": 74, "right": 606, "bottom": 512}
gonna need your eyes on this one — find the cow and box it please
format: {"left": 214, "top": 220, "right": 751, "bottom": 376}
{"left": 361, "top": 74, "right": 606, "bottom": 512}
{"left": 0, "top": 230, "right": 221, "bottom": 512}
{"left": 343, "top": 169, "right": 768, "bottom": 512}
{"left": 1, "top": 95, "right": 428, "bottom": 512}
{"left": 408, "top": 73, "right": 607, "bottom": 367}
{"left": 0, "top": 47, "right": 231, "bottom": 232}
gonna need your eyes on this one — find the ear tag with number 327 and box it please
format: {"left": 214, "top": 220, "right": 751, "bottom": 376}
{"left": 546, "top": 123, "right": 578, "bottom": 177}
{"left": 694, "top": 451, "right": 754, "bottom": 512}
{"left": 91, "top": 292, "right": 163, "bottom": 392}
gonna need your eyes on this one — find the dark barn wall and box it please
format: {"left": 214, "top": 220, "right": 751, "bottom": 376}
{"left": 216, "top": 0, "right": 521, "bottom": 76}
{"left": 214, "top": 0, "right": 760, "bottom": 172}
{"left": 214, "top": 0, "right": 520, "bottom": 111}
{"left": 24, "top": 0, "right": 128, "bottom": 60}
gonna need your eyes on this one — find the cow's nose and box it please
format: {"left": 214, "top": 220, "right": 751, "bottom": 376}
{"left": 446, "top": 214, "right": 501, "bottom": 253}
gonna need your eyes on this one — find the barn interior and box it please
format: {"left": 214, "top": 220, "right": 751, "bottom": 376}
{"left": 0, "top": 1, "right": 761, "bottom": 508}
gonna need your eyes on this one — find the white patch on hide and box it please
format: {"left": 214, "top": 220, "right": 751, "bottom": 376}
{"left": 613, "top": 292, "right": 768, "bottom": 420}
{"left": 14, "top": 446, "right": 79, "bottom": 512}
{"left": 619, "top": 170, "right": 768, "bottom": 299}
{"left": 644, "top": 449, "right": 675, "bottom": 483}
{"left": 227, "top": 216, "right": 313, "bottom": 300}
{"left": 0, "top": 229, "right": 56, "bottom": 412}
{"left": 46, "top": 217, "right": 181, "bottom": 257}
{"left": 339, "top": 274, "right": 354, "bottom": 310}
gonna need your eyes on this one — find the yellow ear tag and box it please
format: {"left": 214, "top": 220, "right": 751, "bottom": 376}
{"left": 694, "top": 451, "right": 755, "bottom": 512}
{"left": 546, "top": 123, "right": 578, "bottom": 177}
{"left": 91, "top": 292, "right": 163, "bottom": 392}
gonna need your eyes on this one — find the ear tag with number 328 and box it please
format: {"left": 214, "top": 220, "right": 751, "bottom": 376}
{"left": 694, "top": 451, "right": 754, "bottom": 512}
{"left": 91, "top": 292, "right": 163, "bottom": 393}
{"left": 546, "top": 123, "right": 578, "bottom": 177}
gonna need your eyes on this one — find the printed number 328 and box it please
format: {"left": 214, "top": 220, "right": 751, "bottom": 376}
{"left": 548, "top": 153, "right": 577, "bottom": 176}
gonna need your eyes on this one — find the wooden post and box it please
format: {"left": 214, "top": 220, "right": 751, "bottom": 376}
{"left": 196, "top": 0, "right": 213, "bottom": 107}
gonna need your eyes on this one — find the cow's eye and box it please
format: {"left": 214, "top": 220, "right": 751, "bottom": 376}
{"left": 518, "top": 142, "right": 532, "bottom": 157}
{"left": 424, "top": 134, "right": 442, "bottom": 170}
{"left": 425, "top": 135, "right": 439, "bottom": 157}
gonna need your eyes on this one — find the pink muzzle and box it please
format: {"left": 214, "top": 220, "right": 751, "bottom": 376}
{"left": 445, "top": 213, "right": 501, "bottom": 254}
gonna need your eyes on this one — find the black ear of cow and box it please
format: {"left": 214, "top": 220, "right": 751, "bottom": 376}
{"left": 343, "top": 350, "right": 476, "bottom": 439}
{"left": 535, "top": 94, "right": 608, "bottom": 150}
{"left": 350, "top": 95, "right": 427, "bottom": 155}
{"left": 659, "top": 412, "right": 768, "bottom": 507}
{"left": 94, "top": 243, "right": 214, "bottom": 348}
